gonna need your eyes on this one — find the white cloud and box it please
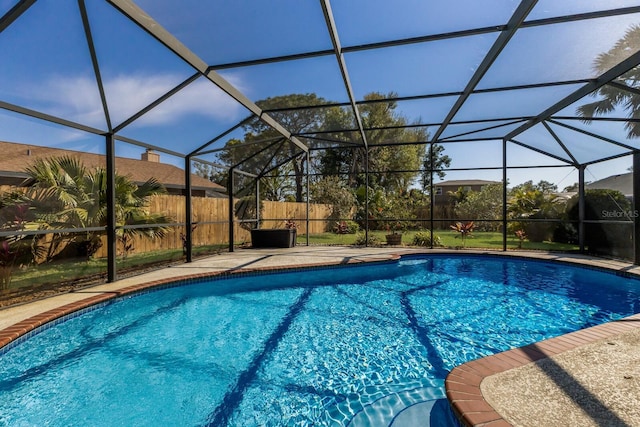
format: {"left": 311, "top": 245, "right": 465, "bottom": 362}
{"left": 17, "top": 73, "right": 249, "bottom": 130}
{"left": 16, "top": 75, "right": 105, "bottom": 128}
{"left": 130, "top": 76, "right": 246, "bottom": 127}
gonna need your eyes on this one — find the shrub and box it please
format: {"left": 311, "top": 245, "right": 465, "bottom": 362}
{"left": 354, "top": 232, "right": 381, "bottom": 246}
{"left": 507, "top": 180, "right": 565, "bottom": 241}
{"left": 565, "top": 189, "right": 633, "bottom": 259}
{"left": 333, "top": 220, "right": 360, "bottom": 234}
{"left": 412, "top": 231, "right": 442, "bottom": 247}
{"left": 310, "top": 177, "right": 357, "bottom": 231}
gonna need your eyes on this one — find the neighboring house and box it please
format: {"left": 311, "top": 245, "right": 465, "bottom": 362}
{"left": 586, "top": 172, "right": 632, "bottom": 198}
{"left": 0, "top": 141, "right": 226, "bottom": 198}
{"left": 433, "top": 179, "right": 500, "bottom": 206}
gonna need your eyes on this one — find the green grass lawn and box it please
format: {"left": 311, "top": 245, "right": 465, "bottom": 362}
{"left": 298, "top": 230, "right": 579, "bottom": 251}
{"left": 6, "top": 232, "right": 575, "bottom": 290}
{"left": 2, "top": 244, "right": 227, "bottom": 296}
{"left": 1, "top": 232, "right": 577, "bottom": 307}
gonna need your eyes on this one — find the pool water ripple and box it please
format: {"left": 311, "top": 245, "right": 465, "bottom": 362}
{"left": 0, "top": 255, "right": 639, "bottom": 426}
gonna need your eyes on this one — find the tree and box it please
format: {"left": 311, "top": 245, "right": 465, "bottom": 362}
{"left": 448, "top": 186, "right": 470, "bottom": 206}
{"left": 421, "top": 143, "right": 452, "bottom": 191}
{"left": 390, "top": 188, "right": 431, "bottom": 230}
{"left": 508, "top": 180, "right": 559, "bottom": 218}
{"left": 309, "top": 176, "right": 357, "bottom": 231}
{"left": 23, "top": 156, "right": 172, "bottom": 260}
{"left": 192, "top": 162, "right": 228, "bottom": 188}
{"left": 508, "top": 180, "right": 564, "bottom": 241}
{"left": 316, "top": 92, "right": 429, "bottom": 193}
{"left": 577, "top": 24, "right": 640, "bottom": 138}
{"left": 215, "top": 92, "right": 449, "bottom": 228}
{"left": 219, "top": 94, "right": 334, "bottom": 202}
{"left": 534, "top": 180, "right": 558, "bottom": 194}
{"left": 0, "top": 190, "right": 53, "bottom": 287}
{"left": 454, "top": 183, "right": 503, "bottom": 231}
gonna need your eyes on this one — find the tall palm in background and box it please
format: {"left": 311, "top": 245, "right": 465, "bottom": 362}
{"left": 577, "top": 24, "right": 640, "bottom": 138}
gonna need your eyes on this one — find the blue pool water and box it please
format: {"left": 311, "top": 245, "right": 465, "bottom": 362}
{"left": 0, "top": 255, "right": 639, "bottom": 426}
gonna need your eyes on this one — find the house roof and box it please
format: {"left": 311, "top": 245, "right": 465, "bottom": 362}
{"left": 0, "top": 141, "right": 225, "bottom": 194}
{"left": 435, "top": 180, "right": 501, "bottom": 187}
{"left": 586, "top": 172, "right": 632, "bottom": 197}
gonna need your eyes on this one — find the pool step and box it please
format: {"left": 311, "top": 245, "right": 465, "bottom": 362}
{"left": 346, "top": 386, "right": 445, "bottom": 427}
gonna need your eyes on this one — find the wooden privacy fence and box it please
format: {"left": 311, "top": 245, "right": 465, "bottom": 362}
{"left": 260, "top": 200, "right": 333, "bottom": 234}
{"left": 0, "top": 186, "right": 335, "bottom": 258}
{"left": 93, "top": 196, "right": 334, "bottom": 257}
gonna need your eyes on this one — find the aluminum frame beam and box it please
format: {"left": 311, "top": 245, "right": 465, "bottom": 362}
{"left": 107, "top": 0, "right": 308, "bottom": 154}
{"left": 188, "top": 116, "right": 253, "bottom": 157}
{"left": 114, "top": 134, "right": 185, "bottom": 159}
{"left": 105, "top": 133, "right": 117, "bottom": 282}
{"left": 506, "top": 49, "right": 640, "bottom": 140}
{"left": 319, "top": 0, "right": 368, "bottom": 149}
{"left": 0, "top": 100, "right": 106, "bottom": 135}
{"left": 0, "top": 0, "right": 36, "bottom": 34}
{"left": 431, "top": 0, "right": 538, "bottom": 142}
{"left": 542, "top": 121, "right": 578, "bottom": 165}
{"left": 114, "top": 73, "right": 201, "bottom": 133}
{"left": 548, "top": 119, "right": 638, "bottom": 153}
{"left": 208, "top": 7, "right": 640, "bottom": 70}
{"left": 509, "top": 138, "right": 575, "bottom": 165}
{"left": 78, "top": 0, "right": 112, "bottom": 132}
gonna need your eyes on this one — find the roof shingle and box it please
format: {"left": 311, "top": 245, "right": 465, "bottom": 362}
{"left": 0, "top": 141, "right": 225, "bottom": 194}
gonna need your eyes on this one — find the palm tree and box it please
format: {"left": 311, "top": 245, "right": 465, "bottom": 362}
{"left": 24, "top": 156, "right": 172, "bottom": 260}
{"left": 577, "top": 24, "right": 640, "bottom": 138}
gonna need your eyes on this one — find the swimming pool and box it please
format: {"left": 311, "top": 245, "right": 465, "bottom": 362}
{"left": 0, "top": 254, "right": 638, "bottom": 426}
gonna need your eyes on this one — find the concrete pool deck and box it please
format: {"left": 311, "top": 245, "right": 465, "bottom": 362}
{"left": 0, "top": 246, "right": 639, "bottom": 426}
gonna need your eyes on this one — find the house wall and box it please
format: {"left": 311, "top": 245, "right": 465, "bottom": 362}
{"left": 434, "top": 184, "right": 485, "bottom": 205}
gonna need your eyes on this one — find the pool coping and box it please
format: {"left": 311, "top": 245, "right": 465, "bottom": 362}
{"left": 440, "top": 252, "right": 640, "bottom": 426}
{"left": 446, "top": 313, "right": 640, "bottom": 427}
{"left": 0, "top": 247, "right": 639, "bottom": 426}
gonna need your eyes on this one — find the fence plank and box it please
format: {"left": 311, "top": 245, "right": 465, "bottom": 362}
{"left": 0, "top": 186, "right": 334, "bottom": 257}
{"left": 98, "top": 197, "right": 333, "bottom": 257}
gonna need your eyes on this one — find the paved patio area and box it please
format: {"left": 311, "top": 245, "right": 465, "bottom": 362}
{"left": 1, "top": 246, "right": 639, "bottom": 426}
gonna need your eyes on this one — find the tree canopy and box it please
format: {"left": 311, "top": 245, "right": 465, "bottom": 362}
{"left": 207, "top": 92, "right": 450, "bottom": 202}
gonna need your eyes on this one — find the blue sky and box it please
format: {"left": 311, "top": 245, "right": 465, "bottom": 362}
{"left": 0, "top": 0, "right": 638, "bottom": 188}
